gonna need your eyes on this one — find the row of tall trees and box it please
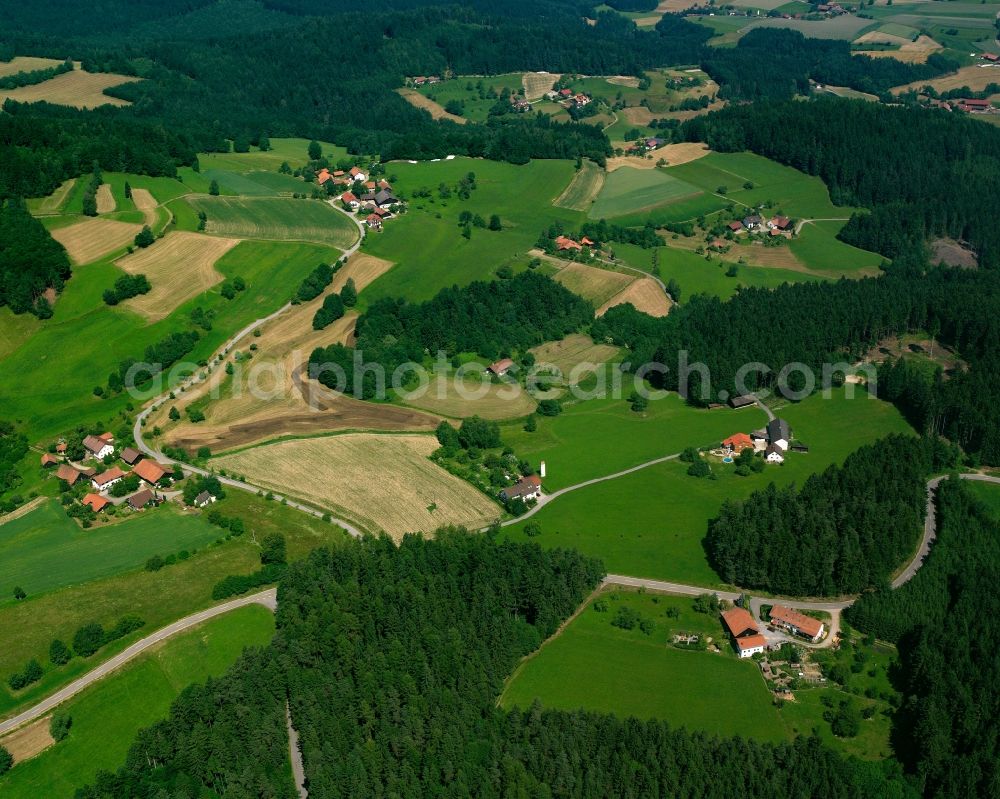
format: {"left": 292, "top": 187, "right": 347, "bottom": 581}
{"left": 78, "top": 532, "right": 904, "bottom": 797}
{"left": 706, "top": 435, "right": 958, "bottom": 596}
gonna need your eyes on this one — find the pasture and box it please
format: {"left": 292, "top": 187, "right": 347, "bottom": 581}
{"left": 500, "top": 590, "right": 787, "bottom": 742}
{"left": 503, "top": 389, "right": 913, "bottom": 585}
{"left": 0, "top": 492, "right": 345, "bottom": 719}
{"left": 588, "top": 166, "right": 703, "bottom": 219}
{"left": 411, "top": 74, "right": 526, "bottom": 122}
{"left": 117, "top": 232, "right": 239, "bottom": 321}
{"left": 0, "top": 605, "right": 275, "bottom": 799}
{"left": 502, "top": 393, "right": 756, "bottom": 492}
{"left": 363, "top": 156, "right": 580, "bottom": 303}
{"left": 49, "top": 218, "right": 142, "bottom": 265}
{"left": 188, "top": 196, "right": 358, "bottom": 248}
{"left": 0, "top": 66, "right": 141, "bottom": 108}
{"left": 553, "top": 160, "right": 605, "bottom": 212}
{"left": 789, "top": 220, "right": 884, "bottom": 274}
{"left": 597, "top": 277, "right": 672, "bottom": 317}
{"left": 0, "top": 500, "right": 223, "bottom": 598}
{"left": 551, "top": 262, "right": 634, "bottom": 306}
{"left": 212, "top": 433, "right": 502, "bottom": 537}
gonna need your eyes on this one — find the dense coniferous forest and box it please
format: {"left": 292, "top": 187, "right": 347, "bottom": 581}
{"left": 309, "top": 271, "right": 592, "bottom": 398}
{"left": 701, "top": 29, "right": 956, "bottom": 101}
{"left": 78, "top": 533, "right": 907, "bottom": 798}
{"left": 682, "top": 97, "right": 1000, "bottom": 268}
{"left": 846, "top": 479, "right": 1000, "bottom": 798}
{"left": 0, "top": 199, "right": 71, "bottom": 315}
{"left": 705, "top": 435, "right": 958, "bottom": 596}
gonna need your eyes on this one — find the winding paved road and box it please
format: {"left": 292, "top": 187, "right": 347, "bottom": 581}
{"left": 0, "top": 589, "right": 276, "bottom": 736}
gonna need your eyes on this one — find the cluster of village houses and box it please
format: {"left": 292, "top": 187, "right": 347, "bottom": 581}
{"left": 727, "top": 214, "right": 793, "bottom": 236}
{"left": 626, "top": 136, "right": 667, "bottom": 155}
{"left": 720, "top": 414, "right": 796, "bottom": 464}
{"left": 545, "top": 88, "right": 593, "bottom": 110}
{"left": 721, "top": 604, "right": 826, "bottom": 658}
{"left": 316, "top": 166, "right": 400, "bottom": 231}
{"left": 41, "top": 433, "right": 215, "bottom": 518}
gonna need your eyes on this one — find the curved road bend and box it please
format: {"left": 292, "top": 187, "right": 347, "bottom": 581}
{"left": 0, "top": 589, "right": 276, "bottom": 736}
{"left": 132, "top": 203, "right": 367, "bottom": 538}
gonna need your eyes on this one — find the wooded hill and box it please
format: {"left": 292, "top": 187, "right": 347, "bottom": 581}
{"left": 77, "top": 532, "right": 906, "bottom": 798}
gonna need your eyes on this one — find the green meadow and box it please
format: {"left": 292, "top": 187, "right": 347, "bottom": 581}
{"left": 501, "top": 590, "right": 787, "bottom": 742}
{"left": 966, "top": 479, "right": 1000, "bottom": 520}
{"left": 503, "top": 394, "right": 762, "bottom": 491}
{"left": 503, "top": 389, "right": 914, "bottom": 586}
{"left": 187, "top": 195, "right": 358, "bottom": 247}
{"left": 0, "top": 605, "right": 275, "bottom": 799}
{"left": 362, "top": 156, "right": 581, "bottom": 303}
{"left": 789, "top": 220, "right": 883, "bottom": 274}
{"left": 198, "top": 137, "right": 349, "bottom": 173}
{"left": 589, "top": 167, "right": 705, "bottom": 220}
{"left": 417, "top": 74, "right": 526, "bottom": 122}
{"left": 0, "top": 500, "right": 223, "bottom": 599}
{"left": 0, "top": 492, "right": 346, "bottom": 720}
{"left": 0, "top": 237, "right": 339, "bottom": 441}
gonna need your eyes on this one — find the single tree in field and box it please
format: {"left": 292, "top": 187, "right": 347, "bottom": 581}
{"left": 124, "top": 180, "right": 132, "bottom": 199}
{"left": 488, "top": 214, "right": 502, "bottom": 231}
{"left": 209, "top": 179, "right": 220, "bottom": 196}
{"left": 308, "top": 140, "right": 322, "bottom": 160}
{"left": 13, "top": 585, "right": 25, "bottom": 600}
{"left": 168, "top": 406, "right": 181, "bottom": 421}
{"left": 258, "top": 134, "right": 271, "bottom": 152}
{"left": 134, "top": 226, "right": 155, "bottom": 248}
{"left": 340, "top": 277, "right": 358, "bottom": 307}
{"left": 81, "top": 192, "right": 97, "bottom": 217}
{"left": 0, "top": 744, "right": 12, "bottom": 775}
{"left": 49, "top": 638, "right": 72, "bottom": 665}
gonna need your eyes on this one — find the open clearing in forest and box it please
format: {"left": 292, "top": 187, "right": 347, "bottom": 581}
{"left": 396, "top": 87, "right": 467, "bottom": 123}
{"left": 597, "top": 277, "right": 671, "bottom": 317}
{"left": 0, "top": 57, "right": 64, "bottom": 77}
{"left": 500, "top": 590, "right": 787, "bottom": 742}
{"left": 589, "top": 167, "right": 703, "bottom": 219}
{"left": 117, "top": 231, "right": 240, "bottom": 321}
{"left": 529, "top": 334, "right": 621, "bottom": 381}
{"left": 94, "top": 184, "right": 116, "bottom": 214}
{"left": 553, "top": 160, "right": 606, "bottom": 212}
{"left": 523, "top": 72, "right": 560, "bottom": 100}
{"left": 188, "top": 195, "right": 358, "bottom": 248}
{"left": 213, "top": 433, "right": 502, "bottom": 537}
{"left": 0, "top": 67, "right": 141, "bottom": 108}
{"left": 50, "top": 218, "right": 142, "bottom": 265}
{"left": 552, "top": 262, "right": 635, "bottom": 307}
{"left": 30, "top": 179, "right": 76, "bottom": 214}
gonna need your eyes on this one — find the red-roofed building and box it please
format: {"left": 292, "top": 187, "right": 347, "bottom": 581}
{"left": 133, "top": 459, "right": 167, "bottom": 486}
{"left": 559, "top": 88, "right": 573, "bottom": 97}
{"left": 735, "top": 633, "right": 768, "bottom": 657}
{"left": 981, "top": 53, "right": 999, "bottom": 62}
{"left": 56, "top": 464, "right": 81, "bottom": 486}
{"left": 554, "top": 235, "right": 582, "bottom": 251}
{"left": 501, "top": 475, "right": 542, "bottom": 502}
{"left": 366, "top": 214, "right": 383, "bottom": 230}
{"left": 959, "top": 98, "right": 991, "bottom": 112}
{"left": 721, "top": 607, "right": 766, "bottom": 658}
{"left": 487, "top": 358, "right": 515, "bottom": 377}
{"left": 580, "top": 236, "right": 595, "bottom": 246}
{"left": 92, "top": 466, "right": 126, "bottom": 491}
{"left": 342, "top": 191, "right": 360, "bottom": 209}
{"left": 99, "top": 432, "right": 114, "bottom": 443}
{"left": 349, "top": 166, "right": 367, "bottom": 182}
{"left": 769, "top": 605, "right": 825, "bottom": 642}
{"left": 728, "top": 221, "right": 744, "bottom": 232}
{"left": 769, "top": 215, "right": 791, "bottom": 231}
{"left": 317, "top": 169, "right": 333, "bottom": 185}
{"left": 41, "top": 453, "right": 59, "bottom": 468}
{"left": 722, "top": 433, "right": 754, "bottom": 453}
{"left": 82, "top": 493, "right": 109, "bottom": 513}
{"left": 56, "top": 442, "right": 67, "bottom": 454}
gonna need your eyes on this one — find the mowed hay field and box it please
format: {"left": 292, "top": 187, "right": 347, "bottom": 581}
{"left": 28, "top": 179, "right": 75, "bottom": 214}
{"left": 529, "top": 334, "right": 620, "bottom": 383}
{"left": 213, "top": 434, "right": 501, "bottom": 537}
{"left": 552, "top": 262, "right": 634, "bottom": 306}
{"left": 117, "top": 232, "right": 240, "bottom": 321}
{"left": 523, "top": 71, "right": 560, "bottom": 100}
{"left": 50, "top": 218, "right": 142, "bottom": 264}
{"left": 189, "top": 195, "right": 358, "bottom": 248}
{"left": 597, "top": 277, "right": 672, "bottom": 317}
{"left": 400, "top": 374, "right": 539, "bottom": 420}
{"left": 94, "top": 183, "right": 116, "bottom": 214}
{"left": 0, "top": 67, "right": 141, "bottom": 108}
{"left": 588, "top": 166, "right": 702, "bottom": 219}
{"left": 553, "top": 160, "right": 605, "bottom": 212}
{"left": 0, "top": 56, "right": 64, "bottom": 77}
{"left": 396, "top": 87, "right": 467, "bottom": 123}
{"left": 893, "top": 64, "right": 1000, "bottom": 94}
{"left": 331, "top": 253, "right": 394, "bottom": 292}
{"left": 130, "top": 187, "right": 159, "bottom": 226}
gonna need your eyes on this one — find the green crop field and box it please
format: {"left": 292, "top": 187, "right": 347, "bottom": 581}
{"left": 553, "top": 159, "right": 605, "bottom": 212}
{"left": 0, "top": 501, "right": 223, "bottom": 598}
{"left": 198, "top": 137, "right": 348, "bottom": 173}
{"left": 200, "top": 168, "right": 307, "bottom": 197}
{"left": 362, "top": 156, "right": 581, "bottom": 303}
{"left": 501, "top": 591, "right": 787, "bottom": 742}
{"left": 188, "top": 195, "right": 358, "bottom": 248}
{"left": 0, "top": 605, "right": 275, "bottom": 799}
{"left": 503, "top": 394, "right": 761, "bottom": 491}
{"left": 503, "top": 389, "right": 914, "bottom": 586}
{"left": 875, "top": 22, "right": 920, "bottom": 40}
{"left": 0, "top": 491, "right": 346, "bottom": 720}
{"left": 0, "top": 238, "right": 339, "bottom": 441}
{"left": 588, "top": 167, "right": 704, "bottom": 219}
